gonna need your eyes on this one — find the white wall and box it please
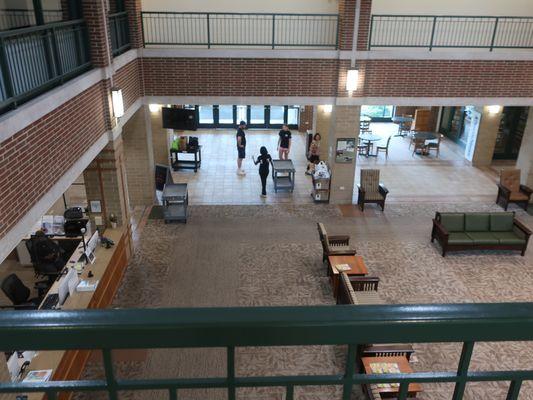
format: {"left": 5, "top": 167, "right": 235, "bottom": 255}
{"left": 372, "top": 0, "right": 533, "bottom": 16}
{"left": 141, "top": 0, "right": 339, "bottom": 14}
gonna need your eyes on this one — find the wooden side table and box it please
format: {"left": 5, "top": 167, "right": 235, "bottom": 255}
{"left": 361, "top": 356, "right": 423, "bottom": 398}
{"left": 327, "top": 254, "right": 368, "bottom": 298}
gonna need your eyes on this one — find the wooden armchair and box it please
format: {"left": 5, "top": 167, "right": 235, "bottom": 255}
{"left": 317, "top": 223, "right": 356, "bottom": 263}
{"left": 357, "top": 169, "right": 389, "bottom": 211}
{"left": 337, "top": 273, "right": 381, "bottom": 305}
{"left": 496, "top": 169, "right": 532, "bottom": 211}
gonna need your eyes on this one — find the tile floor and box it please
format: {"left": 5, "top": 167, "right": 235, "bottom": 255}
{"left": 171, "top": 124, "right": 508, "bottom": 205}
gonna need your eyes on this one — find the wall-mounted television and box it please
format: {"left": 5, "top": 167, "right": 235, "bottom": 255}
{"left": 162, "top": 107, "right": 197, "bottom": 130}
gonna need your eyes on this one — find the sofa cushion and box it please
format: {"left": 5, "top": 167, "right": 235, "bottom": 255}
{"left": 492, "top": 232, "right": 526, "bottom": 245}
{"left": 354, "top": 291, "right": 385, "bottom": 305}
{"left": 465, "top": 213, "right": 490, "bottom": 232}
{"left": 448, "top": 232, "right": 473, "bottom": 245}
{"left": 490, "top": 213, "right": 515, "bottom": 232}
{"left": 439, "top": 213, "right": 464, "bottom": 232}
{"left": 465, "top": 232, "right": 499, "bottom": 245}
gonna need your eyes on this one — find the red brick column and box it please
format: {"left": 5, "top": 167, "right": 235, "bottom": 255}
{"left": 83, "top": 0, "right": 112, "bottom": 67}
{"left": 338, "top": 0, "right": 372, "bottom": 51}
{"left": 125, "top": 0, "right": 143, "bottom": 48}
{"left": 338, "top": 0, "right": 356, "bottom": 50}
{"left": 357, "top": 0, "right": 372, "bottom": 50}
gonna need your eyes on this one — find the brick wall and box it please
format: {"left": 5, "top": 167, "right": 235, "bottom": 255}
{"left": 113, "top": 59, "right": 144, "bottom": 110}
{"left": 357, "top": 0, "right": 372, "bottom": 51}
{"left": 338, "top": 0, "right": 356, "bottom": 50}
{"left": 338, "top": 59, "right": 533, "bottom": 98}
{"left": 298, "top": 106, "right": 314, "bottom": 133}
{"left": 0, "top": 82, "right": 110, "bottom": 239}
{"left": 124, "top": 0, "right": 143, "bottom": 49}
{"left": 82, "top": 0, "right": 111, "bottom": 67}
{"left": 143, "top": 58, "right": 340, "bottom": 97}
{"left": 122, "top": 108, "right": 155, "bottom": 207}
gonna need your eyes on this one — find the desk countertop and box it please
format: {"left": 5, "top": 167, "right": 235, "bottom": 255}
{"left": 24, "top": 227, "right": 128, "bottom": 400}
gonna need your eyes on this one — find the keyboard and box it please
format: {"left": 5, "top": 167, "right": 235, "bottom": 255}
{"left": 40, "top": 293, "right": 59, "bottom": 310}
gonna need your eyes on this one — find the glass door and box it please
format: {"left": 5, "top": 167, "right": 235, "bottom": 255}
{"left": 287, "top": 106, "right": 299, "bottom": 129}
{"left": 198, "top": 105, "right": 214, "bottom": 127}
{"left": 248, "top": 105, "right": 266, "bottom": 128}
{"left": 218, "top": 105, "right": 235, "bottom": 128}
{"left": 236, "top": 105, "right": 247, "bottom": 125}
{"left": 268, "top": 106, "right": 285, "bottom": 128}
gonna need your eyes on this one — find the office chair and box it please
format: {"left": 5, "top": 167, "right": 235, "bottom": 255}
{"left": 26, "top": 239, "right": 62, "bottom": 290}
{"left": 0, "top": 274, "right": 41, "bottom": 310}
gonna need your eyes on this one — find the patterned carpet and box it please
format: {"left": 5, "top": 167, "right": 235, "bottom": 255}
{"left": 74, "top": 202, "right": 533, "bottom": 400}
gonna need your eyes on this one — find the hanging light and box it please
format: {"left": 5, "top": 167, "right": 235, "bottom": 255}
{"left": 111, "top": 87, "right": 124, "bottom": 118}
{"left": 346, "top": 69, "right": 359, "bottom": 91}
{"left": 149, "top": 104, "right": 160, "bottom": 113}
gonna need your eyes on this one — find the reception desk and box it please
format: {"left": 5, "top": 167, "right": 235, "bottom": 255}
{"left": 23, "top": 225, "right": 132, "bottom": 400}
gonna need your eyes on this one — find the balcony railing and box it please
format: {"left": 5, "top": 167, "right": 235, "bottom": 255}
{"left": 141, "top": 12, "right": 339, "bottom": 49}
{"left": 0, "top": 9, "right": 63, "bottom": 30}
{"left": 109, "top": 11, "right": 131, "bottom": 57}
{"left": 2, "top": 303, "right": 533, "bottom": 399}
{"left": 369, "top": 15, "right": 533, "bottom": 50}
{"left": 0, "top": 19, "right": 91, "bottom": 113}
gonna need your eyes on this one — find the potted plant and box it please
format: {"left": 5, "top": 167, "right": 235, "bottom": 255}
{"left": 109, "top": 213, "right": 118, "bottom": 229}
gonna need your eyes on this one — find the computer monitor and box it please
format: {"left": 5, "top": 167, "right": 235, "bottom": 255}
{"left": 85, "top": 231, "right": 99, "bottom": 257}
{"left": 58, "top": 270, "right": 74, "bottom": 306}
{"left": 66, "top": 267, "right": 79, "bottom": 296}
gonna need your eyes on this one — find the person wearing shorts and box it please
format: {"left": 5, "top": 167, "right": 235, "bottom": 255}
{"left": 277, "top": 124, "right": 292, "bottom": 160}
{"left": 236, "top": 120, "right": 247, "bottom": 175}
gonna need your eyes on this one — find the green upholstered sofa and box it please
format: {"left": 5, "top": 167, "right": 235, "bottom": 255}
{"left": 431, "top": 212, "right": 531, "bottom": 257}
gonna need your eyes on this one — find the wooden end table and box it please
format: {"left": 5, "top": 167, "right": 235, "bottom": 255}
{"left": 361, "top": 356, "right": 423, "bottom": 398}
{"left": 327, "top": 254, "right": 368, "bottom": 298}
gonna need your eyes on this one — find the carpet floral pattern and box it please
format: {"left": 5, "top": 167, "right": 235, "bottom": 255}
{"left": 73, "top": 203, "right": 533, "bottom": 400}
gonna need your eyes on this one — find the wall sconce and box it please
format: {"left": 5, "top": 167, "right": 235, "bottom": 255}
{"left": 323, "top": 105, "right": 333, "bottom": 113}
{"left": 487, "top": 105, "right": 501, "bottom": 114}
{"left": 346, "top": 69, "right": 359, "bottom": 91}
{"left": 149, "top": 104, "right": 160, "bottom": 113}
{"left": 111, "top": 87, "right": 124, "bottom": 118}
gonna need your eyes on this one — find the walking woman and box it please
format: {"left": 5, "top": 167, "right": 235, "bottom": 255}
{"left": 306, "top": 133, "right": 322, "bottom": 175}
{"left": 253, "top": 146, "right": 272, "bottom": 198}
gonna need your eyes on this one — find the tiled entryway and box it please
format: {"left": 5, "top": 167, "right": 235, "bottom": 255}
{"left": 170, "top": 125, "right": 504, "bottom": 205}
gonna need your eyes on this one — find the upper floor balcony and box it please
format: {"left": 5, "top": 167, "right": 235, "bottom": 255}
{"left": 0, "top": 1, "right": 131, "bottom": 115}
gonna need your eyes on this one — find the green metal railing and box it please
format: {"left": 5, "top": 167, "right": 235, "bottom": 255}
{"left": 369, "top": 15, "right": 533, "bottom": 50}
{"left": 3, "top": 303, "right": 533, "bottom": 399}
{"left": 0, "top": 19, "right": 91, "bottom": 113}
{"left": 0, "top": 8, "right": 63, "bottom": 30}
{"left": 109, "top": 11, "right": 130, "bottom": 57}
{"left": 141, "top": 12, "right": 339, "bottom": 49}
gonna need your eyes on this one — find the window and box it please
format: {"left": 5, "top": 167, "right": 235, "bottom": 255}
{"left": 198, "top": 105, "right": 214, "bottom": 124}
{"left": 361, "top": 105, "right": 394, "bottom": 120}
{"left": 287, "top": 106, "right": 299, "bottom": 126}
{"left": 269, "top": 106, "right": 285, "bottom": 125}
{"left": 236, "top": 105, "right": 247, "bottom": 124}
{"left": 219, "top": 105, "right": 233, "bottom": 124}
{"left": 250, "top": 106, "right": 265, "bottom": 125}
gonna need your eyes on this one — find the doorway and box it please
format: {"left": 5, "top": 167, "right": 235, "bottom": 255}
{"left": 492, "top": 107, "right": 528, "bottom": 160}
{"left": 195, "top": 105, "right": 299, "bottom": 129}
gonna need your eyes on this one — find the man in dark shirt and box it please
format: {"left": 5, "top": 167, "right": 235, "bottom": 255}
{"left": 277, "top": 124, "right": 292, "bottom": 160}
{"left": 236, "top": 120, "right": 247, "bottom": 175}
{"left": 32, "top": 230, "right": 65, "bottom": 274}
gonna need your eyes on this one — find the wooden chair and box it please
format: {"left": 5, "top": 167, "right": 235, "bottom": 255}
{"left": 496, "top": 169, "right": 533, "bottom": 211}
{"left": 426, "top": 134, "right": 443, "bottom": 157}
{"left": 357, "top": 138, "right": 368, "bottom": 156}
{"left": 375, "top": 136, "right": 392, "bottom": 157}
{"left": 411, "top": 138, "right": 427, "bottom": 156}
{"left": 357, "top": 169, "right": 389, "bottom": 211}
{"left": 360, "top": 120, "right": 370, "bottom": 131}
{"left": 317, "top": 223, "right": 356, "bottom": 263}
{"left": 337, "top": 273, "right": 380, "bottom": 305}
